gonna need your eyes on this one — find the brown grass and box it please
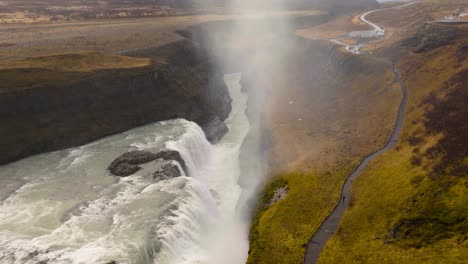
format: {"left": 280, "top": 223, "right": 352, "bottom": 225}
{"left": 0, "top": 52, "right": 152, "bottom": 93}
{"left": 247, "top": 38, "right": 402, "bottom": 263}
{"left": 0, "top": 51, "right": 151, "bottom": 71}
{"left": 296, "top": 14, "right": 368, "bottom": 40}
{"left": 264, "top": 49, "right": 400, "bottom": 173}
{"left": 319, "top": 19, "right": 468, "bottom": 264}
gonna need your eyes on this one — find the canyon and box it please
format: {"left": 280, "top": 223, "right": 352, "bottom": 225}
{"left": 0, "top": 0, "right": 466, "bottom": 263}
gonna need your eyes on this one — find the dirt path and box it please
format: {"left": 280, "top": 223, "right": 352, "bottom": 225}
{"left": 303, "top": 5, "right": 411, "bottom": 264}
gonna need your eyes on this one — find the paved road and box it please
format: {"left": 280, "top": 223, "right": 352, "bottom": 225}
{"left": 359, "top": 1, "right": 418, "bottom": 35}
{"left": 303, "top": 4, "right": 412, "bottom": 263}
{"left": 331, "top": 1, "right": 419, "bottom": 54}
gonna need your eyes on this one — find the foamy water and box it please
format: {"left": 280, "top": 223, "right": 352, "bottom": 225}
{"left": 0, "top": 73, "right": 252, "bottom": 264}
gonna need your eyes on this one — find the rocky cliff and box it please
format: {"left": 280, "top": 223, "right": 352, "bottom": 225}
{"left": 0, "top": 40, "right": 231, "bottom": 165}
{"left": 402, "top": 22, "right": 467, "bottom": 53}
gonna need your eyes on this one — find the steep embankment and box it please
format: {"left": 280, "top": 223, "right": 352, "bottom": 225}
{"left": 318, "top": 22, "right": 468, "bottom": 264}
{"left": 179, "top": 13, "right": 334, "bottom": 193}
{"left": 246, "top": 36, "right": 402, "bottom": 264}
{"left": 0, "top": 40, "right": 231, "bottom": 165}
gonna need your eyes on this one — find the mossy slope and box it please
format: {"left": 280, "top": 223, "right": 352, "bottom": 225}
{"left": 246, "top": 39, "right": 401, "bottom": 263}
{"left": 318, "top": 28, "right": 468, "bottom": 264}
{"left": 248, "top": 164, "right": 356, "bottom": 264}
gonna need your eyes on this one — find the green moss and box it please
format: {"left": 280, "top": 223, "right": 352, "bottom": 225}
{"left": 318, "top": 39, "right": 468, "bottom": 264}
{"left": 249, "top": 176, "right": 288, "bottom": 258}
{"left": 247, "top": 162, "right": 357, "bottom": 264}
{"left": 318, "top": 143, "right": 467, "bottom": 264}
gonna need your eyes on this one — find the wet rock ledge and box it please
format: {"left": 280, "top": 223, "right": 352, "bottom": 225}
{"left": 108, "top": 150, "right": 186, "bottom": 177}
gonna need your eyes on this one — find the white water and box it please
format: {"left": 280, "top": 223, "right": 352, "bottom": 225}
{"left": 0, "top": 73, "right": 251, "bottom": 264}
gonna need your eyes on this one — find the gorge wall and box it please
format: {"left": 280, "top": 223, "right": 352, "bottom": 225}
{"left": 0, "top": 40, "right": 231, "bottom": 165}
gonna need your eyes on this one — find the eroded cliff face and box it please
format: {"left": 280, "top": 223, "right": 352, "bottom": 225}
{"left": 0, "top": 40, "right": 231, "bottom": 165}
{"left": 401, "top": 23, "right": 467, "bottom": 53}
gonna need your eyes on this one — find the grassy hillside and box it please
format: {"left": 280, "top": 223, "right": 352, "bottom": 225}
{"left": 248, "top": 165, "right": 356, "bottom": 264}
{"left": 318, "top": 26, "right": 468, "bottom": 264}
{"left": 247, "top": 1, "right": 467, "bottom": 261}
{"left": 246, "top": 39, "right": 401, "bottom": 263}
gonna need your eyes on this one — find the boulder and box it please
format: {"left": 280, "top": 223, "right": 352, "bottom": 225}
{"left": 109, "top": 163, "right": 141, "bottom": 177}
{"left": 201, "top": 116, "right": 229, "bottom": 144}
{"left": 107, "top": 150, "right": 157, "bottom": 176}
{"left": 153, "top": 163, "right": 182, "bottom": 180}
{"left": 108, "top": 149, "right": 187, "bottom": 177}
{"left": 154, "top": 150, "right": 187, "bottom": 174}
{"left": 110, "top": 150, "right": 158, "bottom": 166}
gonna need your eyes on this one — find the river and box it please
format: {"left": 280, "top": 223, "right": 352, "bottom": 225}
{"left": 0, "top": 73, "right": 252, "bottom": 264}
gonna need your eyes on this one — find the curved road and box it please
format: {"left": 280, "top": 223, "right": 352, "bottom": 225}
{"left": 304, "top": 4, "right": 412, "bottom": 264}
{"left": 332, "top": 1, "right": 419, "bottom": 54}
{"left": 358, "top": 1, "right": 418, "bottom": 36}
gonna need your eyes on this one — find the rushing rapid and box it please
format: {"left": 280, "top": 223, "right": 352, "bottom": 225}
{"left": 0, "top": 73, "right": 251, "bottom": 264}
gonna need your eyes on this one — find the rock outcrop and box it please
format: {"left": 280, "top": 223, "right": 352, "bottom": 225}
{"left": 108, "top": 150, "right": 186, "bottom": 177}
{"left": 153, "top": 150, "right": 187, "bottom": 174}
{"left": 153, "top": 163, "right": 182, "bottom": 180}
{"left": 268, "top": 185, "right": 288, "bottom": 206}
{"left": 402, "top": 23, "right": 466, "bottom": 53}
{"left": 201, "top": 116, "right": 229, "bottom": 144}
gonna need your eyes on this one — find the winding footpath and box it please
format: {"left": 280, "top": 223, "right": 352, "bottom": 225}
{"left": 304, "top": 3, "right": 413, "bottom": 264}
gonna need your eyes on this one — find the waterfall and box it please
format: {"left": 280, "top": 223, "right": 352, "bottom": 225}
{"left": 155, "top": 73, "right": 252, "bottom": 264}
{"left": 166, "top": 122, "right": 214, "bottom": 178}
{"left": 0, "top": 73, "right": 252, "bottom": 264}
{"left": 153, "top": 121, "right": 219, "bottom": 264}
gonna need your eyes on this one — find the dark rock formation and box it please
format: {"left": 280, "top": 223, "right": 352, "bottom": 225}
{"left": 109, "top": 163, "right": 142, "bottom": 177}
{"left": 201, "top": 116, "right": 229, "bottom": 143}
{"left": 108, "top": 150, "right": 157, "bottom": 176}
{"left": 153, "top": 163, "right": 182, "bottom": 180}
{"left": 0, "top": 39, "right": 231, "bottom": 165}
{"left": 455, "top": 44, "right": 468, "bottom": 63}
{"left": 402, "top": 23, "right": 466, "bottom": 53}
{"left": 108, "top": 150, "right": 187, "bottom": 177}
{"left": 110, "top": 150, "right": 159, "bottom": 166}
{"left": 154, "top": 150, "right": 187, "bottom": 174}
